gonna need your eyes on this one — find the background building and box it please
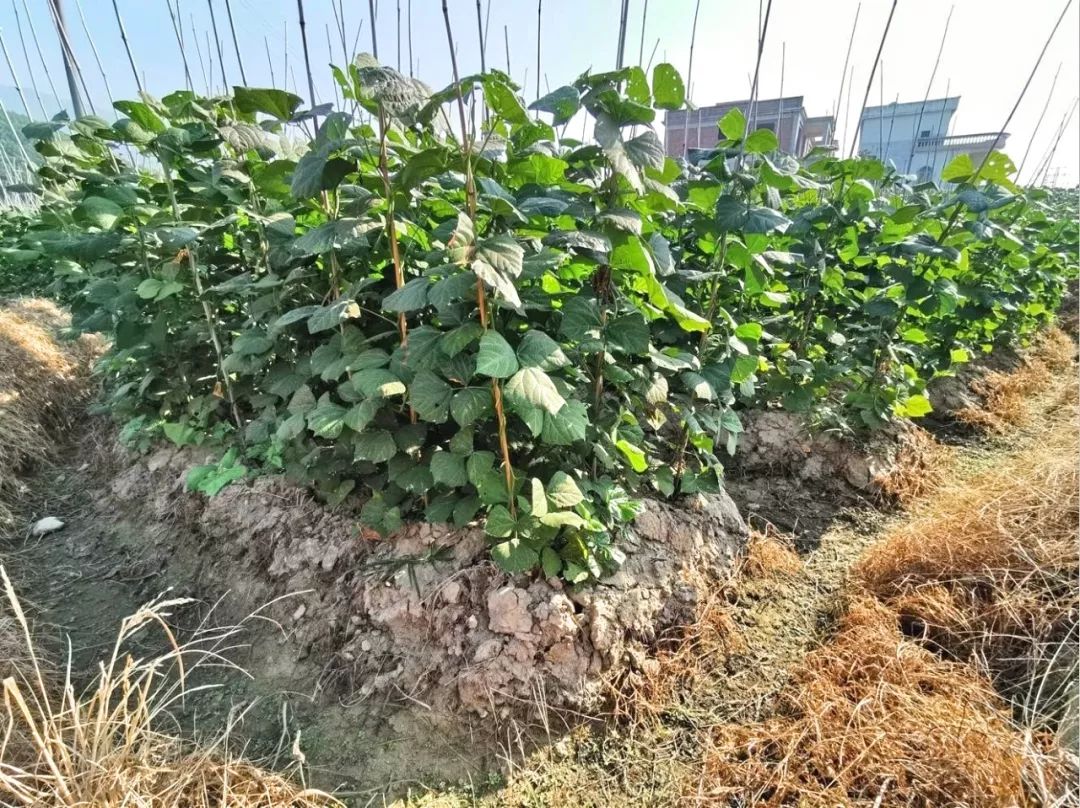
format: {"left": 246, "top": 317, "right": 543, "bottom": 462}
{"left": 664, "top": 96, "right": 834, "bottom": 157}
{"left": 858, "top": 97, "right": 1008, "bottom": 182}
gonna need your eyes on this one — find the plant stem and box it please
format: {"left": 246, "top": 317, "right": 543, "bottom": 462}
{"left": 442, "top": 0, "right": 515, "bottom": 514}
{"left": 158, "top": 153, "right": 243, "bottom": 433}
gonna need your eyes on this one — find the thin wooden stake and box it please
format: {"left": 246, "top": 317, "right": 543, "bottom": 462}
{"left": 637, "top": 0, "right": 648, "bottom": 65}
{"left": 191, "top": 14, "right": 210, "bottom": 94}
{"left": 681, "top": 0, "right": 700, "bottom": 155}
{"left": 847, "top": 0, "right": 898, "bottom": 159}
{"left": 111, "top": 0, "right": 144, "bottom": 95}
{"left": 368, "top": 0, "right": 378, "bottom": 59}
{"left": 0, "top": 29, "right": 33, "bottom": 119}
{"left": 47, "top": 0, "right": 86, "bottom": 115}
{"left": 1017, "top": 62, "right": 1061, "bottom": 182}
{"left": 832, "top": 3, "right": 860, "bottom": 135}
{"left": 408, "top": 0, "right": 413, "bottom": 76}
{"left": 223, "top": 0, "right": 247, "bottom": 85}
{"left": 475, "top": 0, "right": 486, "bottom": 73}
{"left": 74, "top": 0, "right": 116, "bottom": 107}
{"left": 0, "top": 96, "right": 32, "bottom": 165}
{"left": 165, "top": 0, "right": 194, "bottom": 91}
{"left": 1036, "top": 98, "right": 1077, "bottom": 185}
{"left": 903, "top": 5, "right": 953, "bottom": 173}
{"left": 744, "top": 0, "right": 773, "bottom": 137}
{"left": 296, "top": 0, "right": 320, "bottom": 126}
{"left": 264, "top": 35, "right": 276, "bottom": 86}
{"left": 779, "top": 41, "right": 785, "bottom": 101}
{"left": 396, "top": 0, "right": 401, "bottom": 71}
{"left": 18, "top": 0, "right": 61, "bottom": 114}
{"left": 615, "top": 0, "right": 629, "bottom": 69}
{"left": 535, "top": 0, "right": 542, "bottom": 105}
{"left": 503, "top": 24, "right": 510, "bottom": 75}
{"left": 10, "top": 2, "right": 48, "bottom": 118}
{"left": 206, "top": 0, "right": 228, "bottom": 88}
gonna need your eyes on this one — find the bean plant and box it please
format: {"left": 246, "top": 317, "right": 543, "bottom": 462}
{"left": 3, "top": 58, "right": 1075, "bottom": 582}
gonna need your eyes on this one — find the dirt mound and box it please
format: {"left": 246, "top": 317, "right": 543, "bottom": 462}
{"left": 0, "top": 298, "right": 102, "bottom": 527}
{"left": 104, "top": 444, "right": 748, "bottom": 717}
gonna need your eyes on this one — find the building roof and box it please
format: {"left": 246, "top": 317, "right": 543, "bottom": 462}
{"left": 862, "top": 96, "right": 960, "bottom": 116}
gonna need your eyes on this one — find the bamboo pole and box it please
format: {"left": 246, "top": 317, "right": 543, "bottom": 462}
{"left": 74, "top": 0, "right": 117, "bottom": 108}
{"left": 408, "top": 0, "right": 413, "bottom": 76}
{"left": 165, "top": 0, "right": 194, "bottom": 91}
{"left": 191, "top": 14, "right": 210, "bottom": 94}
{"left": 744, "top": 0, "right": 773, "bottom": 138}
{"left": 503, "top": 24, "right": 510, "bottom": 75}
{"left": 295, "top": 0, "right": 320, "bottom": 126}
{"left": 18, "top": 0, "right": 61, "bottom": 114}
{"left": 615, "top": 0, "right": 629, "bottom": 69}
{"left": 110, "top": 0, "right": 144, "bottom": 95}
{"left": 475, "top": 0, "right": 486, "bottom": 73}
{"left": 926, "top": 77, "right": 950, "bottom": 178}
{"left": 535, "top": 0, "right": 542, "bottom": 105}
{"left": 681, "top": 0, "right": 700, "bottom": 155}
{"left": 1036, "top": 98, "right": 1077, "bottom": 186}
{"left": 326, "top": 23, "right": 341, "bottom": 106}
{"left": 0, "top": 29, "right": 33, "bottom": 119}
{"left": 903, "top": 5, "right": 953, "bottom": 173}
{"left": 1017, "top": 63, "right": 1061, "bottom": 183}
{"left": 223, "top": 0, "right": 247, "bottom": 85}
{"left": 368, "top": 0, "right": 378, "bottom": 60}
{"left": 10, "top": 2, "right": 48, "bottom": 118}
{"left": 264, "top": 35, "right": 276, "bottom": 86}
{"left": 637, "top": 0, "right": 648, "bottom": 66}
{"left": 206, "top": 0, "right": 228, "bottom": 88}
{"left": 46, "top": 0, "right": 86, "bottom": 116}
{"left": 832, "top": 3, "right": 860, "bottom": 140}
{"left": 0, "top": 96, "right": 32, "bottom": 166}
{"left": 442, "top": 0, "right": 516, "bottom": 513}
{"left": 205, "top": 29, "right": 214, "bottom": 93}
{"left": 847, "top": 0, "right": 897, "bottom": 159}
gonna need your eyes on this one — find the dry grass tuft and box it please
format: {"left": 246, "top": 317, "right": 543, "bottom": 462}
{"left": 856, "top": 379, "right": 1079, "bottom": 732}
{"left": 0, "top": 299, "right": 103, "bottom": 526}
{"left": 0, "top": 566, "right": 340, "bottom": 807}
{"left": 957, "top": 328, "right": 1075, "bottom": 433}
{"left": 742, "top": 530, "right": 803, "bottom": 579}
{"left": 699, "top": 600, "right": 1060, "bottom": 807}
{"left": 873, "top": 425, "right": 953, "bottom": 505}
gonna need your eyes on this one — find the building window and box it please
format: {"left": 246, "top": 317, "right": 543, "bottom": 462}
{"left": 757, "top": 121, "right": 776, "bottom": 133}
{"left": 920, "top": 129, "right": 931, "bottom": 138}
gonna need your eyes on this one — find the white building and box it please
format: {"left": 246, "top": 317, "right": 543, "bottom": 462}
{"left": 858, "top": 97, "right": 1007, "bottom": 183}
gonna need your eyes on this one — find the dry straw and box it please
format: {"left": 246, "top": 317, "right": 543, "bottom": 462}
{"left": 0, "top": 564, "right": 340, "bottom": 807}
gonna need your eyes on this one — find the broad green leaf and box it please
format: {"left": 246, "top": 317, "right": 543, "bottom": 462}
{"left": 383, "top": 277, "right": 430, "bottom": 312}
{"left": 430, "top": 451, "right": 468, "bottom": 487}
{"left": 308, "top": 299, "right": 361, "bottom": 333}
{"left": 530, "top": 477, "right": 548, "bottom": 517}
{"left": 941, "top": 153, "right": 975, "bottom": 182}
{"left": 450, "top": 387, "right": 493, "bottom": 426}
{"left": 353, "top": 430, "right": 398, "bottom": 462}
{"left": 745, "top": 128, "right": 779, "bottom": 153}
{"left": 476, "top": 332, "right": 519, "bottom": 378}
{"left": 719, "top": 107, "right": 746, "bottom": 140}
{"left": 896, "top": 394, "right": 933, "bottom": 418}
{"left": 77, "top": 196, "right": 123, "bottom": 230}
{"left": 484, "top": 79, "right": 528, "bottom": 124}
{"left": 595, "top": 112, "right": 642, "bottom": 192}
{"left": 652, "top": 63, "right": 685, "bottom": 109}
{"left": 516, "top": 330, "right": 570, "bottom": 370}
{"left": 505, "top": 367, "right": 566, "bottom": 415}
{"left": 541, "top": 399, "right": 588, "bottom": 445}
{"left": 546, "top": 471, "right": 583, "bottom": 508}
{"left": 615, "top": 439, "right": 648, "bottom": 472}
{"left": 529, "top": 86, "right": 581, "bottom": 125}
{"left": 491, "top": 538, "right": 539, "bottom": 572}
{"left": 409, "top": 370, "right": 453, "bottom": 422}
{"left": 233, "top": 332, "right": 274, "bottom": 355}
{"left": 233, "top": 86, "right": 303, "bottom": 120}
{"left": 307, "top": 400, "right": 348, "bottom": 438}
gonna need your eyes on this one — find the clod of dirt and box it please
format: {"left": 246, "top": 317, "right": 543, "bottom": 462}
{"left": 29, "top": 516, "right": 64, "bottom": 536}
{"left": 102, "top": 444, "right": 748, "bottom": 717}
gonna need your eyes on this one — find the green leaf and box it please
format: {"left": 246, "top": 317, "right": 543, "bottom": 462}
{"left": 395, "top": 147, "right": 450, "bottom": 191}
{"left": 652, "top": 63, "right": 685, "bottom": 109}
{"left": 233, "top": 332, "right": 274, "bottom": 355}
{"left": 306, "top": 400, "right": 348, "bottom": 438}
{"left": 352, "top": 368, "right": 405, "bottom": 398}
{"left": 136, "top": 278, "right": 163, "bottom": 299}
{"left": 541, "top": 399, "right": 588, "bottom": 445}
{"left": 485, "top": 505, "right": 518, "bottom": 538}
{"left": 530, "top": 477, "right": 548, "bottom": 517}
{"left": 409, "top": 370, "right": 453, "bottom": 422}
{"left": 113, "top": 100, "right": 166, "bottom": 134}
{"left": 476, "top": 332, "right": 519, "bottom": 378}
{"left": 344, "top": 399, "right": 380, "bottom": 432}
{"left": 539, "top": 511, "right": 586, "bottom": 528}
{"left": 745, "top": 128, "right": 779, "bottom": 153}
{"left": 450, "top": 387, "right": 492, "bottom": 426}
{"left": 476, "top": 234, "right": 524, "bottom": 278}
{"left": 615, "top": 439, "right": 648, "bottom": 472}
{"left": 719, "top": 107, "right": 746, "bottom": 140}
{"left": 941, "top": 153, "right": 975, "bottom": 182}
{"left": 353, "top": 430, "right": 398, "bottom": 462}
{"left": 625, "top": 130, "right": 665, "bottom": 170}
{"left": 77, "top": 196, "right": 123, "bottom": 230}
{"left": 529, "top": 86, "right": 581, "bottom": 125}
{"left": 233, "top": 86, "right": 303, "bottom": 120}
{"left": 595, "top": 112, "right": 642, "bottom": 192}
{"left": 731, "top": 354, "right": 759, "bottom": 384}
{"left": 541, "top": 547, "right": 563, "bottom": 578}
{"left": 606, "top": 313, "right": 651, "bottom": 354}
{"left": 308, "top": 299, "right": 361, "bottom": 333}
{"left": 505, "top": 367, "right": 566, "bottom": 415}
{"left": 383, "top": 277, "right": 429, "bottom": 312}
{"left": 484, "top": 79, "right": 528, "bottom": 124}
{"left": 516, "top": 330, "right": 570, "bottom": 370}
{"left": 546, "top": 471, "right": 583, "bottom": 508}
{"left": 896, "top": 394, "right": 933, "bottom": 418}
{"left": 714, "top": 195, "right": 791, "bottom": 234}
{"left": 490, "top": 539, "right": 539, "bottom": 573}
{"left": 430, "top": 451, "right": 467, "bottom": 487}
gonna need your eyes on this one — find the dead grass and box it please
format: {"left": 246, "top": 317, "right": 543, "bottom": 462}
{"left": 873, "top": 425, "right": 953, "bottom": 505}
{"left": 956, "top": 327, "right": 1075, "bottom": 433}
{"left": 0, "top": 298, "right": 102, "bottom": 527}
{"left": 0, "top": 566, "right": 340, "bottom": 807}
{"left": 742, "top": 529, "right": 803, "bottom": 579}
{"left": 856, "top": 371, "right": 1079, "bottom": 733}
{"left": 699, "top": 600, "right": 1060, "bottom": 807}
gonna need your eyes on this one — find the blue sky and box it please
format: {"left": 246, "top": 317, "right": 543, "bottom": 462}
{"left": 1, "top": 0, "right": 1077, "bottom": 185}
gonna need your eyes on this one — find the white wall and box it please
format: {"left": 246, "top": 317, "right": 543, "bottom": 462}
{"left": 859, "top": 98, "right": 959, "bottom": 177}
